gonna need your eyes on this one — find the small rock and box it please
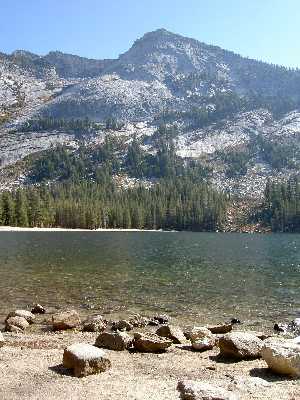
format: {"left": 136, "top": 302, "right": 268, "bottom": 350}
{"left": 82, "top": 315, "right": 107, "bottom": 332}
{"left": 274, "top": 323, "right": 288, "bottom": 333}
{"left": 63, "top": 343, "right": 111, "bottom": 377}
{"left": 111, "top": 320, "right": 133, "bottom": 331}
{"left": 219, "top": 332, "right": 263, "bottom": 360}
{"left": 152, "top": 314, "right": 169, "bottom": 324}
{"left": 133, "top": 332, "right": 173, "bottom": 353}
{"left": 192, "top": 337, "right": 216, "bottom": 351}
{"left": 156, "top": 324, "right": 187, "bottom": 344}
{"left": 5, "top": 316, "right": 29, "bottom": 332}
{"left": 231, "top": 318, "right": 241, "bottom": 325}
{"left": 129, "top": 315, "right": 149, "bottom": 328}
{"left": 184, "top": 326, "right": 213, "bottom": 341}
{"left": 31, "top": 304, "right": 46, "bottom": 314}
{"left": 52, "top": 310, "right": 81, "bottom": 331}
{"left": 207, "top": 323, "right": 232, "bottom": 334}
{"left": 261, "top": 338, "right": 300, "bottom": 377}
{"left": 0, "top": 331, "right": 5, "bottom": 347}
{"left": 6, "top": 310, "right": 35, "bottom": 324}
{"left": 177, "top": 380, "right": 239, "bottom": 400}
{"left": 95, "top": 331, "right": 133, "bottom": 351}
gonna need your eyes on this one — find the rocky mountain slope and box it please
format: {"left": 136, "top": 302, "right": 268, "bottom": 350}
{"left": 0, "top": 29, "right": 299, "bottom": 199}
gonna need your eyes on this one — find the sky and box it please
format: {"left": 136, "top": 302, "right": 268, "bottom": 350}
{"left": 0, "top": 0, "right": 299, "bottom": 68}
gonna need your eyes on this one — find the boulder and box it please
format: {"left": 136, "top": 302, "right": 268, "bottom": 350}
{"left": 261, "top": 338, "right": 300, "bottom": 377}
{"left": 5, "top": 316, "right": 29, "bottom": 332}
{"left": 95, "top": 331, "right": 133, "bottom": 351}
{"left": 177, "top": 380, "right": 239, "bottom": 400}
{"left": 82, "top": 315, "right": 107, "bottom": 332}
{"left": 111, "top": 320, "right": 133, "bottom": 331}
{"left": 0, "top": 331, "right": 5, "bottom": 347}
{"left": 219, "top": 332, "right": 263, "bottom": 360}
{"left": 207, "top": 323, "right": 232, "bottom": 334}
{"left": 156, "top": 324, "right": 187, "bottom": 344}
{"left": 129, "top": 315, "right": 149, "bottom": 328}
{"left": 133, "top": 332, "right": 173, "bottom": 353}
{"left": 63, "top": 343, "right": 111, "bottom": 377}
{"left": 31, "top": 304, "right": 46, "bottom": 314}
{"left": 185, "top": 327, "right": 216, "bottom": 351}
{"left": 6, "top": 310, "right": 35, "bottom": 324}
{"left": 52, "top": 310, "right": 81, "bottom": 331}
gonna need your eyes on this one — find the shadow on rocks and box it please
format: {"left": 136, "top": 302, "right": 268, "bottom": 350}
{"left": 249, "top": 367, "right": 299, "bottom": 382}
{"left": 49, "top": 364, "right": 73, "bottom": 377}
{"left": 209, "top": 354, "right": 242, "bottom": 364}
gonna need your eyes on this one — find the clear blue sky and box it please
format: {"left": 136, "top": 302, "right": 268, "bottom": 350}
{"left": 1, "top": 0, "right": 299, "bottom": 67}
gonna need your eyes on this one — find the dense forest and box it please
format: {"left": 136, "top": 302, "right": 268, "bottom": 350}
{"left": 262, "top": 179, "right": 300, "bottom": 232}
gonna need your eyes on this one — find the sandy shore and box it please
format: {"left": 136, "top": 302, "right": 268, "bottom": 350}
{"left": 0, "top": 226, "right": 169, "bottom": 232}
{"left": 1, "top": 330, "right": 299, "bottom": 400}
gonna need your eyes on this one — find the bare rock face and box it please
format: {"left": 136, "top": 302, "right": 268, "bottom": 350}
{"left": 5, "top": 316, "right": 29, "bottom": 332}
{"left": 219, "top": 332, "right": 263, "bottom": 360}
{"left": 156, "top": 324, "right": 187, "bottom": 344}
{"left": 95, "top": 331, "right": 133, "bottom": 351}
{"left": 261, "top": 338, "right": 300, "bottom": 377}
{"left": 0, "top": 331, "right": 5, "bottom": 347}
{"left": 207, "top": 323, "right": 232, "bottom": 334}
{"left": 52, "top": 310, "right": 81, "bottom": 331}
{"left": 82, "top": 315, "right": 107, "bottom": 332}
{"left": 31, "top": 304, "right": 46, "bottom": 314}
{"left": 177, "top": 380, "right": 239, "bottom": 400}
{"left": 63, "top": 343, "right": 111, "bottom": 378}
{"left": 111, "top": 320, "right": 133, "bottom": 332}
{"left": 133, "top": 332, "right": 173, "bottom": 353}
{"left": 6, "top": 310, "right": 35, "bottom": 324}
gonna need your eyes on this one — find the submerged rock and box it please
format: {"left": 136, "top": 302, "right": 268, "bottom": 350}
{"left": 5, "top": 316, "right": 30, "bottom": 332}
{"left": 52, "top": 310, "right": 81, "bottom": 331}
{"left": 95, "top": 331, "right": 133, "bottom": 351}
{"left": 156, "top": 324, "right": 187, "bottom": 344}
{"left": 63, "top": 343, "right": 111, "bottom": 377}
{"left": 133, "top": 332, "right": 173, "bottom": 353}
{"left": 6, "top": 310, "right": 35, "bottom": 324}
{"left": 219, "top": 332, "right": 263, "bottom": 360}
{"left": 82, "top": 315, "right": 107, "bottom": 332}
{"left": 31, "top": 304, "right": 46, "bottom": 314}
{"left": 261, "top": 338, "right": 300, "bottom": 377}
{"left": 177, "top": 380, "right": 239, "bottom": 400}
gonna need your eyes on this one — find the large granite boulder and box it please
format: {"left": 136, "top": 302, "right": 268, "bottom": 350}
{"left": 261, "top": 338, "right": 300, "bottom": 377}
{"left": 156, "top": 324, "right": 187, "bottom": 344}
{"left": 5, "top": 316, "right": 29, "bottom": 332}
{"left": 133, "top": 332, "right": 173, "bottom": 353}
{"left": 219, "top": 332, "right": 263, "bottom": 360}
{"left": 6, "top": 310, "right": 35, "bottom": 324}
{"left": 82, "top": 315, "right": 107, "bottom": 332}
{"left": 177, "top": 380, "right": 239, "bottom": 400}
{"left": 95, "top": 331, "right": 133, "bottom": 351}
{"left": 63, "top": 343, "right": 111, "bottom": 377}
{"left": 0, "top": 332, "right": 5, "bottom": 347}
{"left": 52, "top": 310, "right": 81, "bottom": 331}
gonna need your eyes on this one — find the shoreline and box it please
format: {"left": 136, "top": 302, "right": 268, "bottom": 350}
{"left": 0, "top": 226, "right": 171, "bottom": 232}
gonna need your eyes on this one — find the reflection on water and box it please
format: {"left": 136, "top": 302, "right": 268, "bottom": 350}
{"left": 0, "top": 232, "right": 299, "bottom": 329}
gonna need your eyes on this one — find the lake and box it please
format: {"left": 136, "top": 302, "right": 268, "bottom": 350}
{"left": 0, "top": 231, "right": 299, "bottom": 330}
